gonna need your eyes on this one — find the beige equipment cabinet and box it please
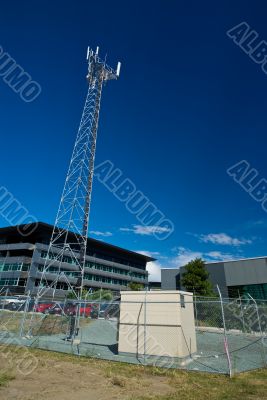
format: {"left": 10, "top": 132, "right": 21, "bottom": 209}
{"left": 118, "top": 290, "right": 197, "bottom": 359}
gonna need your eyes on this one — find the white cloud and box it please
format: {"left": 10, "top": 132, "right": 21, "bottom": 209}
{"left": 147, "top": 262, "right": 162, "bottom": 282}
{"left": 197, "top": 233, "right": 252, "bottom": 246}
{"left": 136, "top": 247, "right": 241, "bottom": 283}
{"left": 205, "top": 251, "right": 226, "bottom": 259}
{"left": 205, "top": 251, "right": 240, "bottom": 262}
{"left": 170, "top": 247, "right": 241, "bottom": 268}
{"left": 136, "top": 250, "right": 162, "bottom": 282}
{"left": 120, "top": 225, "right": 171, "bottom": 236}
{"left": 171, "top": 247, "right": 203, "bottom": 267}
{"left": 143, "top": 251, "right": 161, "bottom": 257}
{"left": 90, "top": 230, "right": 113, "bottom": 237}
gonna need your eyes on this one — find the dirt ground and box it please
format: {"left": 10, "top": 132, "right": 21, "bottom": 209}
{"left": 0, "top": 345, "right": 267, "bottom": 400}
{"left": 0, "top": 346, "right": 174, "bottom": 400}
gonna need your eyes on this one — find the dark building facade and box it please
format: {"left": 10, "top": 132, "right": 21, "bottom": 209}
{"left": 148, "top": 281, "right": 161, "bottom": 290}
{"left": 0, "top": 223, "right": 153, "bottom": 297}
{"left": 161, "top": 257, "right": 267, "bottom": 300}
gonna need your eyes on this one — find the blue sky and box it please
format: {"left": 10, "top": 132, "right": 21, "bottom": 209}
{"left": 0, "top": 0, "right": 267, "bottom": 280}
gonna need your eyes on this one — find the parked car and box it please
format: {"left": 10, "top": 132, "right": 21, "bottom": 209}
{"left": 8, "top": 301, "right": 25, "bottom": 311}
{"left": 0, "top": 298, "right": 26, "bottom": 310}
{"left": 90, "top": 303, "right": 99, "bottom": 319}
{"left": 35, "top": 301, "right": 92, "bottom": 317}
{"left": 46, "top": 303, "right": 64, "bottom": 315}
{"left": 63, "top": 303, "right": 77, "bottom": 316}
{"left": 27, "top": 299, "right": 36, "bottom": 312}
{"left": 35, "top": 303, "right": 53, "bottom": 313}
{"left": 64, "top": 302, "right": 92, "bottom": 317}
{"left": 79, "top": 302, "right": 92, "bottom": 318}
{"left": 98, "top": 303, "right": 112, "bottom": 319}
{"left": 89, "top": 303, "right": 120, "bottom": 320}
{"left": 103, "top": 303, "right": 120, "bottom": 320}
{"left": 3, "top": 300, "right": 26, "bottom": 311}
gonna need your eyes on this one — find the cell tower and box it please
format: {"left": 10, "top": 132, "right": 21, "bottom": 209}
{"left": 35, "top": 47, "right": 121, "bottom": 305}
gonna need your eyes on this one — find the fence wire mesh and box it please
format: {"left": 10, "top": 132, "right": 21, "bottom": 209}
{"left": 0, "top": 294, "right": 266, "bottom": 376}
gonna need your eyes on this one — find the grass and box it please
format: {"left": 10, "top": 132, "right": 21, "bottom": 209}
{"left": 56, "top": 351, "right": 267, "bottom": 400}
{"left": 0, "top": 345, "right": 266, "bottom": 399}
{"left": 103, "top": 361, "right": 267, "bottom": 400}
{"left": 0, "top": 372, "right": 15, "bottom": 388}
{"left": 0, "top": 310, "right": 90, "bottom": 336}
{"left": 129, "top": 369, "right": 267, "bottom": 400}
{"left": 110, "top": 375, "right": 127, "bottom": 387}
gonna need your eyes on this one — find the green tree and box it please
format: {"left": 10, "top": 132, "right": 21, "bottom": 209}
{"left": 128, "top": 282, "right": 144, "bottom": 291}
{"left": 181, "top": 258, "right": 215, "bottom": 297}
{"left": 67, "top": 288, "right": 89, "bottom": 299}
{"left": 67, "top": 288, "right": 113, "bottom": 301}
{"left": 91, "top": 289, "right": 113, "bottom": 301}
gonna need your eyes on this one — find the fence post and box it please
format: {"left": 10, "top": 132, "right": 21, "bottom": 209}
{"left": 193, "top": 289, "right": 198, "bottom": 328}
{"left": 143, "top": 288, "right": 148, "bottom": 365}
{"left": 247, "top": 293, "right": 267, "bottom": 366}
{"left": 2, "top": 288, "right": 8, "bottom": 310}
{"left": 238, "top": 290, "right": 246, "bottom": 333}
{"left": 247, "top": 294, "right": 262, "bottom": 335}
{"left": 217, "top": 285, "right": 232, "bottom": 377}
{"left": 20, "top": 291, "right": 30, "bottom": 337}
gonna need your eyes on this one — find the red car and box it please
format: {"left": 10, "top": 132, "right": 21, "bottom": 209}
{"left": 42, "top": 303, "right": 75, "bottom": 316}
{"left": 64, "top": 303, "right": 92, "bottom": 317}
{"left": 35, "top": 302, "right": 92, "bottom": 317}
{"left": 79, "top": 303, "right": 92, "bottom": 317}
{"left": 46, "top": 304, "right": 63, "bottom": 315}
{"left": 35, "top": 303, "right": 53, "bottom": 313}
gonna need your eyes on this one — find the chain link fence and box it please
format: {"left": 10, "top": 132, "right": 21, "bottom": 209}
{"left": 0, "top": 292, "right": 266, "bottom": 376}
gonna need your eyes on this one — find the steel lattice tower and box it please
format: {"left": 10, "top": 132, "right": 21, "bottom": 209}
{"left": 36, "top": 47, "right": 121, "bottom": 303}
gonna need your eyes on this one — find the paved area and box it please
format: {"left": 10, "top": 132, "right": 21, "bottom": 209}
{"left": 0, "top": 318, "right": 265, "bottom": 374}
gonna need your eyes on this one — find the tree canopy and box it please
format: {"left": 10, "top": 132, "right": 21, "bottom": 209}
{"left": 181, "top": 258, "right": 215, "bottom": 297}
{"left": 67, "top": 288, "right": 113, "bottom": 301}
{"left": 128, "top": 282, "right": 144, "bottom": 291}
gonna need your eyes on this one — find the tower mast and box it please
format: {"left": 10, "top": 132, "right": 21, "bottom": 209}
{"left": 36, "top": 47, "right": 120, "bottom": 304}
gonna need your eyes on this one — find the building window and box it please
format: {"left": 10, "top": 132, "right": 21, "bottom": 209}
{"left": 22, "top": 264, "right": 30, "bottom": 271}
{"left": 0, "top": 279, "right": 19, "bottom": 286}
{"left": 228, "top": 283, "right": 267, "bottom": 300}
{"left": 0, "top": 263, "right": 30, "bottom": 272}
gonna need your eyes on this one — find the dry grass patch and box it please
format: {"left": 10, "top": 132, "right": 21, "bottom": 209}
{"left": 0, "top": 371, "right": 15, "bottom": 388}
{"left": 111, "top": 376, "right": 127, "bottom": 387}
{"left": 0, "top": 345, "right": 266, "bottom": 400}
{"left": 0, "top": 310, "right": 91, "bottom": 337}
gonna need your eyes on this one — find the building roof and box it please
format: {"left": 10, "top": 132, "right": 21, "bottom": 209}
{"left": 0, "top": 222, "right": 155, "bottom": 263}
{"left": 205, "top": 256, "right": 267, "bottom": 265}
{"left": 161, "top": 256, "right": 267, "bottom": 270}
